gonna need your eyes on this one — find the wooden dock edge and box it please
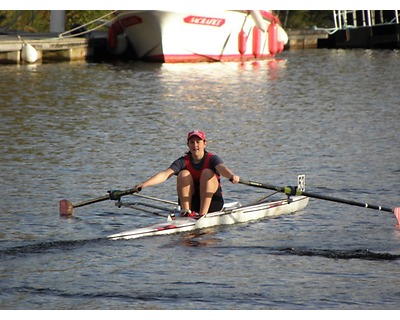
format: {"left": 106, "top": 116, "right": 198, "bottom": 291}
{"left": 285, "top": 29, "right": 328, "bottom": 50}
{"left": 0, "top": 33, "right": 107, "bottom": 64}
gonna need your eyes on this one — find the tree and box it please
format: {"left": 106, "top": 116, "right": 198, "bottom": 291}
{"left": 276, "top": 10, "right": 333, "bottom": 29}
{"left": 0, "top": 10, "right": 114, "bottom": 33}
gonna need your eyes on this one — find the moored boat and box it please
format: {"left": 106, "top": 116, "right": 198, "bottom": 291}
{"left": 107, "top": 10, "right": 288, "bottom": 62}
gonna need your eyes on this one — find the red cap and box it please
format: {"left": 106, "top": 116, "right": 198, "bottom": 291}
{"left": 187, "top": 130, "right": 206, "bottom": 141}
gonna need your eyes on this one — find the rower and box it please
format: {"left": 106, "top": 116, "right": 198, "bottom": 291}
{"left": 132, "top": 130, "right": 240, "bottom": 217}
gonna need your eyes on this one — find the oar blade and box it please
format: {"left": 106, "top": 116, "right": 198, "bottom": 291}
{"left": 60, "top": 199, "right": 74, "bottom": 216}
{"left": 394, "top": 207, "right": 400, "bottom": 225}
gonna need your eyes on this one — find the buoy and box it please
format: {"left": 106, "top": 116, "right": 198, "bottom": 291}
{"left": 108, "top": 21, "right": 128, "bottom": 55}
{"left": 252, "top": 26, "right": 262, "bottom": 58}
{"left": 278, "top": 41, "right": 285, "bottom": 53}
{"left": 277, "top": 26, "right": 289, "bottom": 45}
{"left": 238, "top": 30, "right": 247, "bottom": 55}
{"left": 277, "top": 25, "right": 288, "bottom": 53}
{"left": 108, "top": 26, "right": 117, "bottom": 50}
{"left": 21, "top": 43, "right": 38, "bottom": 63}
{"left": 268, "top": 20, "right": 278, "bottom": 56}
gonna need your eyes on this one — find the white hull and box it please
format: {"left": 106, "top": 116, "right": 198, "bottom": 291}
{"left": 110, "top": 10, "right": 288, "bottom": 63}
{"left": 107, "top": 196, "right": 309, "bottom": 240}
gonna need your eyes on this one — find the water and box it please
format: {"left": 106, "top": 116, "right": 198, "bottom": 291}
{"left": 0, "top": 49, "right": 399, "bottom": 310}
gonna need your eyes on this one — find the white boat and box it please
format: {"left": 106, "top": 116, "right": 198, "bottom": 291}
{"left": 108, "top": 10, "right": 289, "bottom": 62}
{"left": 107, "top": 195, "right": 309, "bottom": 240}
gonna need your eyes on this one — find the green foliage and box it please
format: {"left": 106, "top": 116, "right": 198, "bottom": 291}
{"left": 276, "top": 10, "right": 334, "bottom": 29}
{"left": 0, "top": 10, "right": 50, "bottom": 32}
{"left": 0, "top": 10, "right": 114, "bottom": 33}
{"left": 65, "top": 10, "right": 114, "bottom": 30}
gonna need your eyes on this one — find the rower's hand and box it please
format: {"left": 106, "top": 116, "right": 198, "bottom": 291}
{"left": 133, "top": 184, "right": 143, "bottom": 193}
{"left": 229, "top": 175, "right": 240, "bottom": 184}
{"left": 283, "top": 186, "right": 301, "bottom": 196}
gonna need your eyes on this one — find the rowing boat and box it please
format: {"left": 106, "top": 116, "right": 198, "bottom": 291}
{"left": 60, "top": 174, "right": 400, "bottom": 235}
{"left": 107, "top": 195, "right": 309, "bottom": 240}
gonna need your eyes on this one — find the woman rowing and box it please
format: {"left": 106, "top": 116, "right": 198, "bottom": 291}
{"left": 133, "top": 130, "right": 240, "bottom": 217}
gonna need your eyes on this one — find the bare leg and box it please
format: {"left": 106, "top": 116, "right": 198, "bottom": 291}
{"left": 177, "top": 170, "right": 194, "bottom": 211}
{"left": 199, "top": 169, "right": 219, "bottom": 215}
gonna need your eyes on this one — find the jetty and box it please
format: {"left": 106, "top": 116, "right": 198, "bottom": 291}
{"left": 285, "top": 29, "right": 328, "bottom": 49}
{"left": 0, "top": 29, "right": 328, "bottom": 64}
{"left": 0, "top": 32, "right": 109, "bottom": 64}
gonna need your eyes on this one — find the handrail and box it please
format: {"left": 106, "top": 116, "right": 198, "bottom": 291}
{"left": 315, "top": 10, "right": 400, "bottom": 35}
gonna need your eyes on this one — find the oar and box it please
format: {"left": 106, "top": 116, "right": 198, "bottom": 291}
{"left": 238, "top": 179, "right": 400, "bottom": 224}
{"left": 132, "top": 192, "right": 178, "bottom": 205}
{"left": 59, "top": 188, "right": 139, "bottom": 216}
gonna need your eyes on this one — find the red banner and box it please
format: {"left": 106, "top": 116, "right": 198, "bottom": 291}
{"left": 183, "top": 16, "right": 225, "bottom": 27}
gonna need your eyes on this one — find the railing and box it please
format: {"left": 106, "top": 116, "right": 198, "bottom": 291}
{"left": 334, "top": 10, "right": 399, "bottom": 29}
{"left": 315, "top": 10, "right": 399, "bottom": 35}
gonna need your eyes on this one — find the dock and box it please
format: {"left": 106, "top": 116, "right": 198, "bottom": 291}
{"left": 0, "top": 32, "right": 109, "bottom": 64}
{"left": 0, "top": 29, "right": 328, "bottom": 64}
{"left": 285, "top": 29, "right": 328, "bottom": 49}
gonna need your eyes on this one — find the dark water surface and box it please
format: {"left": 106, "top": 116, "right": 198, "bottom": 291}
{"left": 1, "top": 49, "right": 399, "bottom": 310}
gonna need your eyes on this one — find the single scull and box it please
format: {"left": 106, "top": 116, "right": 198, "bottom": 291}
{"left": 107, "top": 195, "right": 309, "bottom": 240}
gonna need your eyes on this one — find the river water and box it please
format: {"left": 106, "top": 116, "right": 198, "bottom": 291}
{"left": 0, "top": 49, "right": 399, "bottom": 310}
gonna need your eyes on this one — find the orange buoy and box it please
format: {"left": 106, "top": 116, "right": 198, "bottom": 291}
{"left": 252, "top": 26, "right": 262, "bottom": 58}
{"left": 238, "top": 30, "right": 247, "bottom": 55}
{"left": 108, "top": 21, "right": 124, "bottom": 51}
{"left": 268, "top": 20, "right": 278, "bottom": 56}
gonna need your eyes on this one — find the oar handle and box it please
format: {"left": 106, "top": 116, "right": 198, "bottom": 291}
{"left": 239, "top": 179, "right": 284, "bottom": 193}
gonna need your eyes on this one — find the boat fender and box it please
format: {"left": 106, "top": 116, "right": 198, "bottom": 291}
{"left": 111, "top": 20, "right": 124, "bottom": 35}
{"left": 277, "top": 26, "right": 288, "bottom": 53}
{"left": 21, "top": 43, "right": 38, "bottom": 63}
{"left": 108, "top": 26, "right": 117, "bottom": 50}
{"left": 278, "top": 41, "right": 285, "bottom": 53}
{"left": 108, "top": 21, "right": 124, "bottom": 51}
{"left": 252, "top": 26, "right": 262, "bottom": 58}
{"left": 268, "top": 20, "right": 278, "bottom": 56}
{"left": 238, "top": 29, "right": 247, "bottom": 55}
{"left": 277, "top": 26, "right": 289, "bottom": 44}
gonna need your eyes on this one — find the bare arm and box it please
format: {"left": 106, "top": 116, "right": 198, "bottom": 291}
{"left": 134, "top": 168, "right": 175, "bottom": 191}
{"left": 215, "top": 163, "right": 240, "bottom": 184}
